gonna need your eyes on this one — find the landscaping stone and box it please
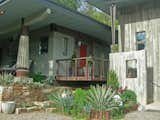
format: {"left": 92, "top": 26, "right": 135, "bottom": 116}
{"left": 15, "top": 108, "right": 27, "bottom": 114}
{"left": 27, "top": 106, "right": 41, "bottom": 112}
{"left": 33, "top": 101, "right": 54, "bottom": 108}
{"left": 16, "top": 106, "right": 41, "bottom": 114}
{"left": 45, "top": 108, "right": 56, "bottom": 113}
{"left": 14, "top": 77, "right": 33, "bottom": 83}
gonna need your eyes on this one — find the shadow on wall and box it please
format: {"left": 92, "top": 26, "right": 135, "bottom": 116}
{"left": 147, "top": 67, "right": 153, "bottom": 104}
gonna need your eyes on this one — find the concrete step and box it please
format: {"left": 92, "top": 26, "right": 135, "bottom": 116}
{"left": 145, "top": 102, "right": 160, "bottom": 111}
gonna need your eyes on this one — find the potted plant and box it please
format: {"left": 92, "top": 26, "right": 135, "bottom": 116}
{"left": 86, "top": 85, "right": 118, "bottom": 120}
{"left": 1, "top": 101, "right": 15, "bottom": 114}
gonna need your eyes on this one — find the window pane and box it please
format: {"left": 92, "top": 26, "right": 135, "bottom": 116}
{"left": 138, "top": 43, "right": 145, "bottom": 50}
{"left": 63, "top": 37, "right": 68, "bottom": 56}
{"left": 136, "top": 31, "right": 146, "bottom": 41}
{"left": 39, "top": 36, "right": 48, "bottom": 55}
{"left": 126, "top": 59, "right": 137, "bottom": 78}
{"left": 136, "top": 31, "right": 146, "bottom": 50}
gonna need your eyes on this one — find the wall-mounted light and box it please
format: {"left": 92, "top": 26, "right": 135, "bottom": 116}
{"left": 78, "top": 41, "right": 82, "bottom": 47}
{"left": 0, "top": 10, "right": 4, "bottom": 15}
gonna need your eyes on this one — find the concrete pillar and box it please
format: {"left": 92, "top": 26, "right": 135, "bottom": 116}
{"left": 16, "top": 19, "right": 29, "bottom": 77}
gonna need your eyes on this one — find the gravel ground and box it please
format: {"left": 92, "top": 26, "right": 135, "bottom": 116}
{"left": 125, "top": 111, "right": 160, "bottom": 120}
{"left": 0, "top": 112, "right": 73, "bottom": 120}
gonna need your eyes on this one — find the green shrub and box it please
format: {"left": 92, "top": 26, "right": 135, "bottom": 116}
{"left": 16, "top": 102, "right": 33, "bottom": 108}
{"left": 48, "top": 89, "right": 73, "bottom": 114}
{"left": 120, "top": 90, "right": 137, "bottom": 103}
{"left": 72, "top": 88, "right": 87, "bottom": 114}
{"left": 110, "top": 107, "right": 124, "bottom": 120}
{"left": 107, "top": 70, "right": 119, "bottom": 90}
{"left": 29, "top": 72, "right": 44, "bottom": 83}
{"left": 0, "top": 73, "right": 14, "bottom": 86}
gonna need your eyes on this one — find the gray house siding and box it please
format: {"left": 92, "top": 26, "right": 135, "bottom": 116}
{"left": 0, "top": 37, "right": 18, "bottom": 67}
{"left": 30, "top": 28, "right": 50, "bottom": 75}
{"left": 118, "top": 2, "right": 160, "bottom": 103}
{"left": 0, "top": 25, "right": 110, "bottom": 80}
{"left": 28, "top": 26, "right": 110, "bottom": 78}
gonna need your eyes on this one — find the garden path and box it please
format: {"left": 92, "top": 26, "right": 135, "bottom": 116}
{"left": 125, "top": 111, "right": 160, "bottom": 120}
{"left": 0, "top": 112, "right": 73, "bottom": 120}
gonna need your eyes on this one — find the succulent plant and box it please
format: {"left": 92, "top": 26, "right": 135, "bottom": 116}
{"left": 86, "top": 85, "right": 118, "bottom": 112}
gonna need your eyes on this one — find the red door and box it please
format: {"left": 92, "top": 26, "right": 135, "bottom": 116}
{"left": 80, "top": 44, "right": 87, "bottom": 68}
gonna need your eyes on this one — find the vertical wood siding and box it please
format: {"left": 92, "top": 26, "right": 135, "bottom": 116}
{"left": 110, "top": 50, "right": 147, "bottom": 105}
{"left": 118, "top": 2, "right": 160, "bottom": 102}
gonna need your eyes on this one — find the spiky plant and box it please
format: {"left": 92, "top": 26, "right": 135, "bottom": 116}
{"left": 0, "top": 72, "right": 14, "bottom": 86}
{"left": 86, "top": 85, "right": 118, "bottom": 112}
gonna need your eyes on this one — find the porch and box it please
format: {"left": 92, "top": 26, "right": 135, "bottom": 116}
{"left": 56, "top": 57, "right": 109, "bottom": 82}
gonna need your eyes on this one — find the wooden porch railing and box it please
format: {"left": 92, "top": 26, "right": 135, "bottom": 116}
{"left": 56, "top": 57, "right": 109, "bottom": 81}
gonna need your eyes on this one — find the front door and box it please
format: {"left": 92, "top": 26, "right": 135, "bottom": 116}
{"left": 80, "top": 44, "right": 87, "bottom": 68}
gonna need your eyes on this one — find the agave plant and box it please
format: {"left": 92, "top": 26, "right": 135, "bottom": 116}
{"left": 86, "top": 85, "right": 118, "bottom": 112}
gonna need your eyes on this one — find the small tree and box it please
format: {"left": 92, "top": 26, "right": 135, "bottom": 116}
{"left": 107, "top": 70, "right": 119, "bottom": 90}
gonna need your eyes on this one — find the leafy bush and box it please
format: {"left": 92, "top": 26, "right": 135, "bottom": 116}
{"left": 28, "top": 82, "right": 45, "bottom": 90}
{"left": 16, "top": 102, "right": 33, "bottom": 108}
{"left": 120, "top": 90, "right": 137, "bottom": 103}
{"left": 110, "top": 107, "right": 124, "bottom": 120}
{"left": 29, "top": 72, "right": 44, "bottom": 83}
{"left": 72, "top": 88, "right": 87, "bottom": 114}
{"left": 107, "top": 70, "right": 119, "bottom": 90}
{"left": 48, "top": 89, "right": 73, "bottom": 114}
{"left": 0, "top": 73, "right": 14, "bottom": 86}
{"left": 86, "top": 85, "right": 118, "bottom": 112}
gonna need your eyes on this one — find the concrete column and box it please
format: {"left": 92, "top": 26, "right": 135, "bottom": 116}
{"left": 16, "top": 19, "right": 29, "bottom": 77}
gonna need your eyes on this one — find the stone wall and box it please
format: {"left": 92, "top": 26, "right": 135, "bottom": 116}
{"left": 0, "top": 84, "right": 53, "bottom": 112}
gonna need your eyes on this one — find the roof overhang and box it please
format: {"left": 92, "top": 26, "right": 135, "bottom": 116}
{"left": 87, "top": 0, "right": 151, "bottom": 14}
{"left": 0, "top": 0, "right": 112, "bottom": 43}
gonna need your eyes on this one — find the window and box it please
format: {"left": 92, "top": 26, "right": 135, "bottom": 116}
{"left": 63, "top": 37, "right": 68, "bottom": 56}
{"left": 126, "top": 59, "right": 137, "bottom": 78}
{"left": 39, "top": 36, "right": 48, "bottom": 55}
{"left": 136, "top": 31, "right": 146, "bottom": 50}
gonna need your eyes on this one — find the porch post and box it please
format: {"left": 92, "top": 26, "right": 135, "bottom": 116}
{"left": 110, "top": 4, "right": 116, "bottom": 44}
{"left": 110, "top": 4, "right": 118, "bottom": 53}
{"left": 16, "top": 18, "right": 29, "bottom": 77}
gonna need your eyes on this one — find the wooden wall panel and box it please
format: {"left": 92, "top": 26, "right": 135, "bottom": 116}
{"left": 118, "top": 2, "right": 160, "bottom": 103}
{"left": 110, "top": 50, "right": 147, "bottom": 105}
